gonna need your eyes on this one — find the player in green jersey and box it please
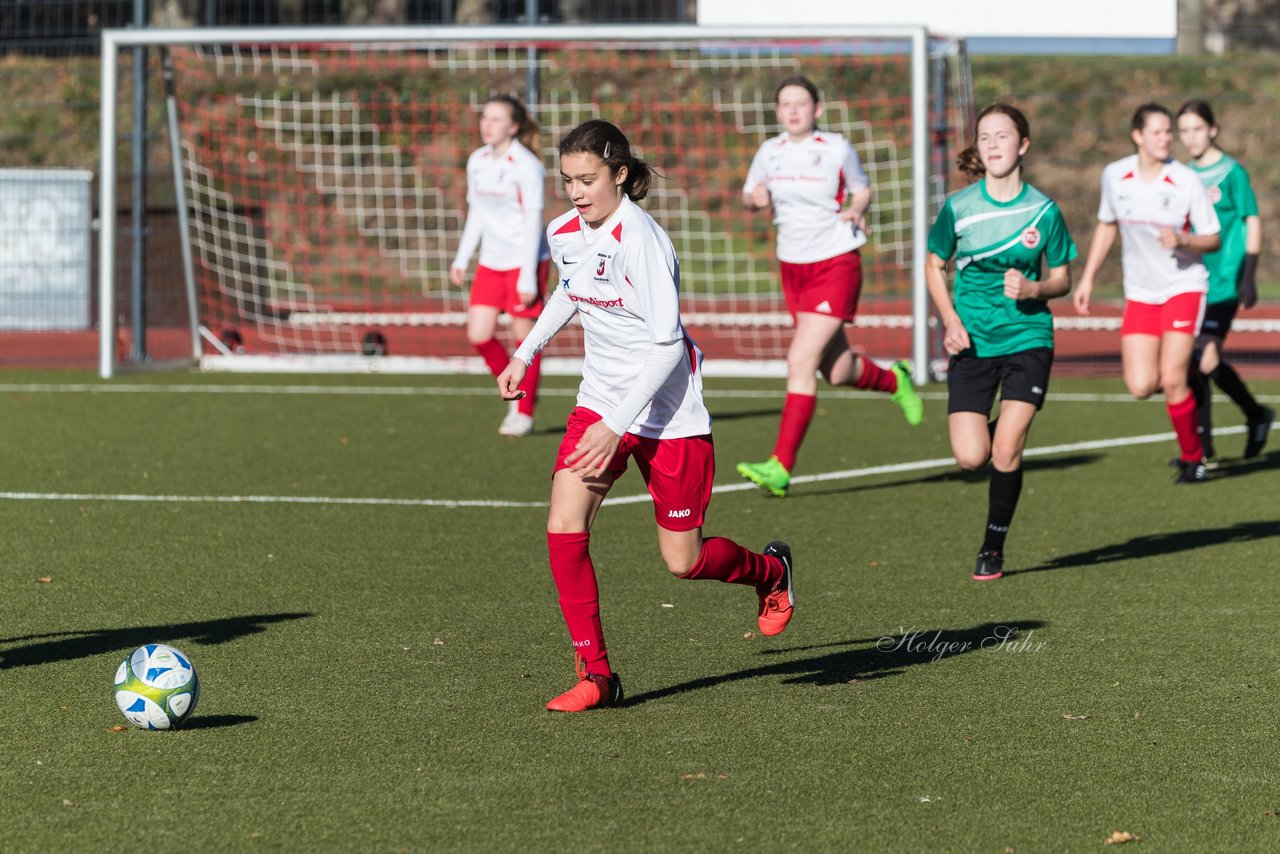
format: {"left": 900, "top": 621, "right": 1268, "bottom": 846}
{"left": 1176, "top": 99, "right": 1274, "bottom": 460}
{"left": 925, "top": 104, "right": 1078, "bottom": 580}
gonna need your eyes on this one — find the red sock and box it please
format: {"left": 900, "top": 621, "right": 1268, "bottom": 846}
{"left": 854, "top": 356, "right": 897, "bottom": 393}
{"left": 680, "top": 536, "right": 783, "bottom": 593}
{"left": 1167, "top": 393, "right": 1203, "bottom": 463}
{"left": 474, "top": 338, "right": 508, "bottom": 377}
{"left": 546, "top": 532, "right": 611, "bottom": 676}
{"left": 517, "top": 352, "right": 541, "bottom": 417}
{"left": 772, "top": 392, "right": 817, "bottom": 472}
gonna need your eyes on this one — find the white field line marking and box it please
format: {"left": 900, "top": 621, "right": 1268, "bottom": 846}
{"left": 603, "top": 424, "right": 1261, "bottom": 506}
{"left": 0, "top": 492, "right": 545, "bottom": 509}
{"left": 1, "top": 424, "right": 1266, "bottom": 510}
{"left": 1, "top": 382, "right": 1278, "bottom": 405}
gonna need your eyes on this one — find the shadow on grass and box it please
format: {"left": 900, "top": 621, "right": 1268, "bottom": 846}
{"left": 1009, "top": 519, "right": 1280, "bottom": 576}
{"left": 180, "top": 714, "right": 258, "bottom": 730}
{"left": 708, "top": 407, "right": 783, "bottom": 423}
{"left": 0, "top": 612, "right": 312, "bottom": 670}
{"left": 792, "top": 452, "right": 1103, "bottom": 499}
{"left": 624, "top": 619, "right": 1045, "bottom": 706}
{"left": 1213, "top": 448, "right": 1280, "bottom": 476}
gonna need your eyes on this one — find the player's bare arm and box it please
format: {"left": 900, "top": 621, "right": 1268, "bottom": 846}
{"left": 838, "top": 186, "right": 873, "bottom": 234}
{"left": 1005, "top": 263, "right": 1071, "bottom": 301}
{"left": 1158, "top": 227, "right": 1221, "bottom": 253}
{"left": 1075, "top": 221, "right": 1118, "bottom": 314}
{"left": 925, "top": 252, "right": 970, "bottom": 355}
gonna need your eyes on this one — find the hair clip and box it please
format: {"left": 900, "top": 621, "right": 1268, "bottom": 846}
{"left": 603, "top": 141, "right": 611, "bottom": 159}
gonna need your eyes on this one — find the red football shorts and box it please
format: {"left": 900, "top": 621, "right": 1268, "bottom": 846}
{"left": 553, "top": 407, "right": 714, "bottom": 532}
{"left": 779, "top": 250, "right": 862, "bottom": 322}
{"left": 1121, "top": 291, "right": 1205, "bottom": 337}
{"left": 469, "top": 260, "right": 550, "bottom": 319}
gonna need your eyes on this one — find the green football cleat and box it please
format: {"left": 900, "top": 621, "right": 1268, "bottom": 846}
{"left": 890, "top": 360, "right": 924, "bottom": 426}
{"left": 736, "top": 456, "right": 791, "bottom": 497}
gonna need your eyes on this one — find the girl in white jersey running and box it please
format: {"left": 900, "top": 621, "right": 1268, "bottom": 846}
{"left": 1074, "top": 103, "right": 1221, "bottom": 484}
{"left": 497, "top": 120, "right": 794, "bottom": 714}
{"left": 450, "top": 95, "right": 550, "bottom": 437}
{"left": 736, "top": 76, "right": 923, "bottom": 498}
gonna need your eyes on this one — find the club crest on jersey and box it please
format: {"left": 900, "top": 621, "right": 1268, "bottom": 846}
{"left": 594, "top": 255, "right": 609, "bottom": 281}
{"left": 1208, "top": 186, "right": 1222, "bottom": 204}
{"left": 1021, "top": 226, "right": 1041, "bottom": 249}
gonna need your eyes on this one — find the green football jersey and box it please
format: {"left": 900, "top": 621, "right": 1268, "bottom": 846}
{"left": 928, "top": 181, "right": 1077, "bottom": 357}
{"left": 1188, "top": 154, "right": 1258, "bottom": 303}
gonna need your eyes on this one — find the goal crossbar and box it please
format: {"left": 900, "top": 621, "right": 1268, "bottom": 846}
{"left": 98, "top": 24, "right": 932, "bottom": 379}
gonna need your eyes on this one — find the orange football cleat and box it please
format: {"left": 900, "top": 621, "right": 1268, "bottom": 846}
{"left": 757, "top": 541, "right": 794, "bottom": 637}
{"left": 545, "top": 656, "right": 623, "bottom": 713}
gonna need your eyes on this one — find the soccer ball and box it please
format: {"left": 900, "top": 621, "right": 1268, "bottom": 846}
{"left": 113, "top": 644, "right": 200, "bottom": 730}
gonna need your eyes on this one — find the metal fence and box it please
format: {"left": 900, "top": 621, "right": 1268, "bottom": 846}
{"left": 0, "top": 1, "right": 693, "bottom": 55}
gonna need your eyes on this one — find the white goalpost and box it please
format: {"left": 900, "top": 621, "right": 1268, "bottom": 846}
{"left": 98, "top": 25, "right": 971, "bottom": 380}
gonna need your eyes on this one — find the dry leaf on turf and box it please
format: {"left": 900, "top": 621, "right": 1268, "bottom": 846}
{"left": 1061, "top": 713, "right": 1091, "bottom": 720}
{"left": 1104, "top": 830, "right": 1140, "bottom": 845}
{"left": 109, "top": 725, "right": 126, "bottom": 733}
{"left": 37, "top": 576, "right": 52, "bottom": 583}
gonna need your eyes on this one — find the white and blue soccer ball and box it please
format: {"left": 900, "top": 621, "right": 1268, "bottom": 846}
{"left": 113, "top": 643, "right": 200, "bottom": 730}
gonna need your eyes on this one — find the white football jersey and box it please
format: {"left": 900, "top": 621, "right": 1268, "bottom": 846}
{"left": 513, "top": 195, "right": 710, "bottom": 439}
{"left": 744, "top": 130, "right": 870, "bottom": 263}
{"left": 451, "top": 139, "right": 550, "bottom": 293}
{"left": 1097, "top": 154, "right": 1219, "bottom": 303}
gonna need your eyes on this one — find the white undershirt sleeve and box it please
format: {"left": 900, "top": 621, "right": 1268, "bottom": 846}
{"left": 840, "top": 139, "right": 870, "bottom": 193}
{"left": 452, "top": 208, "right": 483, "bottom": 271}
{"left": 1096, "top": 166, "right": 1117, "bottom": 224}
{"left": 511, "top": 283, "right": 576, "bottom": 365}
{"left": 601, "top": 339, "right": 684, "bottom": 435}
{"left": 515, "top": 209, "right": 544, "bottom": 295}
{"left": 515, "top": 163, "right": 546, "bottom": 295}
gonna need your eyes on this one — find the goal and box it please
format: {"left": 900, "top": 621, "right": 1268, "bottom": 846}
{"left": 97, "top": 25, "right": 973, "bottom": 379}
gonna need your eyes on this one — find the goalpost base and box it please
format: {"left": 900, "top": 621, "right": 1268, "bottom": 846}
{"left": 198, "top": 353, "right": 795, "bottom": 378}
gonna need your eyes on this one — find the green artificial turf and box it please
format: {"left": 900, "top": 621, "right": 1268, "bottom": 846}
{"left": 1, "top": 371, "right": 1278, "bottom": 851}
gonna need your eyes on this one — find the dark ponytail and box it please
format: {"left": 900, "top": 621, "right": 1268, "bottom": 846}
{"left": 558, "top": 119, "right": 656, "bottom": 201}
{"left": 956, "top": 102, "right": 1031, "bottom": 181}
{"left": 957, "top": 147, "right": 985, "bottom": 181}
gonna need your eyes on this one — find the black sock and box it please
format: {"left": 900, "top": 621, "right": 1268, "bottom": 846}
{"left": 982, "top": 466, "right": 1023, "bottom": 554}
{"left": 1211, "top": 361, "right": 1263, "bottom": 421}
{"left": 1189, "top": 364, "right": 1212, "bottom": 448}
